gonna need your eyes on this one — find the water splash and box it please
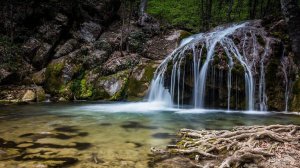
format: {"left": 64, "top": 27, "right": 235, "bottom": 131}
{"left": 147, "top": 22, "right": 273, "bottom": 111}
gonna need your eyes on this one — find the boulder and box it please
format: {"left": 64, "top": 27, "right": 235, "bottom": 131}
{"left": 36, "top": 86, "right": 46, "bottom": 102}
{"left": 32, "top": 68, "right": 46, "bottom": 85}
{"left": 94, "top": 39, "right": 113, "bottom": 54}
{"left": 54, "top": 39, "right": 78, "bottom": 59}
{"left": 32, "top": 43, "right": 52, "bottom": 69}
{"left": 127, "top": 31, "right": 146, "bottom": 53}
{"left": 58, "top": 97, "right": 67, "bottom": 102}
{"left": 137, "top": 13, "right": 160, "bottom": 35}
{"left": 143, "top": 30, "right": 185, "bottom": 59}
{"left": 291, "top": 77, "right": 300, "bottom": 111}
{"left": 22, "top": 38, "right": 41, "bottom": 60}
{"left": 0, "top": 68, "right": 12, "bottom": 84}
{"left": 55, "top": 13, "right": 68, "bottom": 26}
{"left": 77, "top": 22, "right": 102, "bottom": 43}
{"left": 38, "top": 22, "right": 65, "bottom": 44}
{"left": 103, "top": 51, "right": 139, "bottom": 75}
{"left": 126, "top": 60, "right": 159, "bottom": 100}
{"left": 45, "top": 57, "right": 67, "bottom": 94}
{"left": 94, "top": 70, "right": 130, "bottom": 100}
{"left": 83, "top": 49, "right": 110, "bottom": 69}
{"left": 98, "top": 21, "right": 140, "bottom": 51}
{"left": 45, "top": 58, "right": 78, "bottom": 98}
{"left": 22, "top": 90, "right": 36, "bottom": 102}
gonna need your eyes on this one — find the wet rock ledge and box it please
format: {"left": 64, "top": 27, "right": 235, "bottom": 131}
{"left": 149, "top": 125, "right": 300, "bottom": 168}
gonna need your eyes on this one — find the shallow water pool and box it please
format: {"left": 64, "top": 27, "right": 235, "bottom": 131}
{"left": 0, "top": 102, "right": 299, "bottom": 167}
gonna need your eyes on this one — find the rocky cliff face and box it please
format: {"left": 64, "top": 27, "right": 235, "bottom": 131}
{"left": 0, "top": 0, "right": 184, "bottom": 103}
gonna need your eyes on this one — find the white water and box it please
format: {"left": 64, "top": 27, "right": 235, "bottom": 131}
{"left": 67, "top": 102, "right": 270, "bottom": 115}
{"left": 147, "top": 22, "right": 273, "bottom": 111}
{"left": 281, "top": 49, "right": 291, "bottom": 112}
{"left": 140, "top": 0, "right": 148, "bottom": 15}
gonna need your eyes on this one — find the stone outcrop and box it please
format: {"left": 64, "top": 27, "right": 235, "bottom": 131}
{"left": 0, "top": 0, "right": 184, "bottom": 103}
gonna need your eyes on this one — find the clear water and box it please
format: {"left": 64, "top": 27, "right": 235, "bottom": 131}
{"left": 0, "top": 102, "right": 300, "bottom": 167}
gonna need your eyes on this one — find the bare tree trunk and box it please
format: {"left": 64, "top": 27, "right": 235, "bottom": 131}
{"left": 281, "top": 0, "right": 300, "bottom": 62}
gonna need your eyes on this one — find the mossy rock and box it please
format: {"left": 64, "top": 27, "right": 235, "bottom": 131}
{"left": 45, "top": 58, "right": 66, "bottom": 94}
{"left": 59, "top": 82, "right": 73, "bottom": 100}
{"left": 127, "top": 31, "right": 146, "bottom": 53}
{"left": 36, "top": 86, "right": 46, "bottom": 102}
{"left": 71, "top": 74, "right": 93, "bottom": 100}
{"left": 32, "top": 68, "right": 46, "bottom": 85}
{"left": 93, "top": 70, "right": 131, "bottom": 101}
{"left": 94, "top": 39, "right": 112, "bottom": 54}
{"left": 91, "top": 86, "right": 111, "bottom": 100}
{"left": 291, "top": 77, "right": 300, "bottom": 111}
{"left": 45, "top": 57, "right": 83, "bottom": 100}
{"left": 110, "top": 77, "right": 129, "bottom": 101}
{"left": 127, "top": 62, "right": 157, "bottom": 101}
{"left": 179, "top": 30, "right": 192, "bottom": 41}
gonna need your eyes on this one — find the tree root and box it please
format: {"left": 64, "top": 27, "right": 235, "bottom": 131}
{"left": 151, "top": 124, "right": 300, "bottom": 168}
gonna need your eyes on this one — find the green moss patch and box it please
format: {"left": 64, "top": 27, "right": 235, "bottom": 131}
{"left": 127, "top": 63, "right": 157, "bottom": 101}
{"left": 291, "top": 78, "right": 300, "bottom": 111}
{"left": 45, "top": 59, "right": 66, "bottom": 94}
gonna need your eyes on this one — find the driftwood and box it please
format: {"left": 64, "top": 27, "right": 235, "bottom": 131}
{"left": 150, "top": 125, "right": 300, "bottom": 168}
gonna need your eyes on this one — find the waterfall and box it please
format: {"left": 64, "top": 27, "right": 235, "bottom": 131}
{"left": 138, "top": 0, "right": 148, "bottom": 25}
{"left": 140, "top": 0, "right": 148, "bottom": 15}
{"left": 147, "top": 22, "right": 272, "bottom": 111}
{"left": 281, "top": 49, "right": 291, "bottom": 112}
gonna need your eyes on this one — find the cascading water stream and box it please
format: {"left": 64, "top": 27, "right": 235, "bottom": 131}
{"left": 281, "top": 48, "right": 291, "bottom": 112}
{"left": 139, "top": 0, "right": 148, "bottom": 16}
{"left": 147, "top": 22, "right": 273, "bottom": 111}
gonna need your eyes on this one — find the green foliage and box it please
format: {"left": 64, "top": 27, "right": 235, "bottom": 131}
{"left": 148, "top": 0, "right": 200, "bottom": 32}
{"left": 147, "top": 0, "right": 282, "bottom": 32}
